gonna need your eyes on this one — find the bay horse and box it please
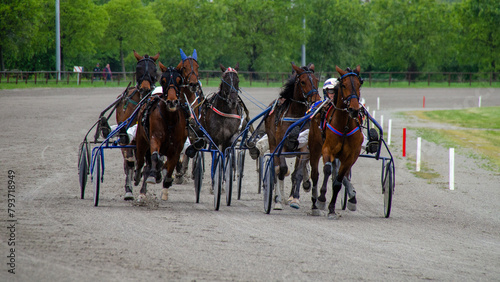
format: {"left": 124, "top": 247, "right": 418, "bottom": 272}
{"left": 199, "top": 63, "right": 243, "bottom": 153}
{"left": 308, "top": 65, "right": 364, "bottom": 219}
{"left": 173, "top": 49, "right": 205, "bottom": 183}
{"left": 264, "top": 62, "right": 320, "bottom": 210}
{"left": 134, "top": 63, "right": 188, "bottom": 201}
{"left": 114, "top": 50, "right": 159, "bottom": 201}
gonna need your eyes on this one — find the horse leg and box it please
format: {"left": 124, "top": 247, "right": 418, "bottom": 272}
{"left": 161, "top": 157, "right": 177, "bottom": 201}
{"left": 146, "top": 151, "right": 162, "bottom": 184}
{"left": 123, "top": 160, "right": 135, "bottom": 200}
{"left": 342, "top": 169, "right": 357, "bottom": 211}
{"left": 290, "top": 155, "right": 308, "bottom": 209}
{"left": 328, "top": 164, "right": 349, "bottom": 219}
{"left": 274, "top": 156, "right": 287, "bottom": 210}
{"left": 317, "top": 159, "right": 332, "bottom": 211}
{"left": 175, "top": 154, "right": 189, "bottom": 184}
{"left": 138, "top": 153, "right": 152, "bottom": 201}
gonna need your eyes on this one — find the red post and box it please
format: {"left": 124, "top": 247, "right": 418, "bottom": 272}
{"left": 423, "top": 96, "right": 425, "bottom": 108}
{"left": 403, "top": 128, "right": 407, "bottom": 157}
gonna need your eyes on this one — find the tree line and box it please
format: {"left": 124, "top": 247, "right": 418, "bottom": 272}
{"left": 1, "top": 0, "right": 498, "bottom": 76}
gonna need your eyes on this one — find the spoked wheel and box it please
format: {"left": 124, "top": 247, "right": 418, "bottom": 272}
{"left": 257, "top": 156, "right": 263, "bottom": 194}
{"left": 236, "top": 150, "right": 245, "bottom": 200}
{"left": 263, "top": 157, "right": 274, "bottom": 214}
{"left": 224, "top": 149, "right": 234, "bottom": 206}
{"left": 339, "top": 182, "right": 348, "bottom": 210}
{"left": 78, "top": 141, "right": 90, "bottom": 199}
{"left": 92, "top": 149, "right": 102, "bottom": 207}
{"left": 382, "top": 161, "right": 394, "bottom": 218}
{"left": 213, "top": 154, "right": 223, "bottom": 211}
{"left": 193, "top": 151, "right": 203, "bottom": 203}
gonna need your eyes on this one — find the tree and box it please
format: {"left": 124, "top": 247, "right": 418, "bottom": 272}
{"left": 367, "top": 0, "right": 454, "bottom": 75}
{"left": 456, "top": 0, "right": 500, "bottom": 73}
{"left": 306, "top": 0, "right": 369, "bottom": 76}
{"left": 102, "top": 0, "right": 163, "bottom": 77}
{"left": 0, "top": 0, "right": 45, "bottom": 70}
{"left": 60, "top": 0, "right": 108, "bottom": 70}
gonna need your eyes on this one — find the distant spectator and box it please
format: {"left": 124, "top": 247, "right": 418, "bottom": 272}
{"left": 93, "top": 63, "right": 101, "bottom": 81}
{"left": 103, "top": 64, "right": 112, "bottom": 81}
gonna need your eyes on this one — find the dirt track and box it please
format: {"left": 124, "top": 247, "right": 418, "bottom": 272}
{"left": 1, "top": 87, "right": 499, "bottom": 281}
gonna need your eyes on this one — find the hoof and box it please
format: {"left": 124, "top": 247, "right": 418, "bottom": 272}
{"left": 124, "top": 192, "right": 134, "bottom": 201}
{"left": 161, "top": 188, "right": 168, "bottom": 201}
{"left": 347, "top": 196, "right": 357, "bottom": 211}
{"left": 290, "top": 198, "right": 300, "bottom": 209}
{"left": 174, "top": 175, "right": 184, "bottom": 184}
{"left": 303, "top": 180, "right": 311, "bottom": 193}
{"left": 146, "top": 176, "right": 156, "bottom": 184}
{"left": 310, "top": 209, "right": 321, "bottom": 216}
{"left": 248, "top": 147, "right": 260, "bottom": 160}
{"left": 327, "top": 212, "right": 341, "bottom": 220}
{"left": 137, "top": 194, "right": 146, "bottom": 202}
{"left": 287, "top": 196, "right": 293, "bottom": 204}
{"left": 316, "top": 200, "right": 326, "bottom": 210}
{"left": 273, "top": 202, "right": 283, "bottom": 210}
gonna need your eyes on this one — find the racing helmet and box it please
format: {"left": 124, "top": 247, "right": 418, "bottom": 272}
{"left": 322, "top": 78, "right": 337, "bottom": 99}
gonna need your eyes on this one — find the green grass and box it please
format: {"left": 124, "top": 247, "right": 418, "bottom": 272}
{"left": 406, "top": 107, "right": 500, "bottom": 172}
{"left": 405, "top": 156, "right": 441, "bottom": 182}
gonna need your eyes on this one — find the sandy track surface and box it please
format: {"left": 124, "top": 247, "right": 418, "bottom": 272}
{"left": 1, "top": 87, "right": 499, "bottom": 281}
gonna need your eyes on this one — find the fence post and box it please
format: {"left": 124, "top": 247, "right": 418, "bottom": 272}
{"left": 206, "top": 72, "right": 209, "bottom": 86}
{"left": 35, "top": 73, "right": 38, "bottom": 84}
{"left": 16, "top": 73, "right": 19, "bottom": 84}
{"left": 25, "top": 72, "right": 29, "bottom": 84}
{"left": 389, "top": 73, "right": 391, "bottom": 86}
{"left": 427, "top": 73, "right": 430, "bottom": 86}
{"left": 369, "top": 73, "right": 372, "bottom": 87}
{"left": 67, "top": 72, "right": 70, "bottom": 84}
{"left": 448, "top": 74, "right": 451, "bottom": 86}
{"left": 266, "top": 73, "right": 269, "bottom": 86}
{"left": 7, "top": 73, "right": 10, "bottom": 83}
{"left": 469, "top": 73, "right": 472, "bottom": 86}
{"left": 46, "top": 73, "right": 49, "bottom": 84}
{"left": 250, "top": 72, "right": 252, "bottom": 86}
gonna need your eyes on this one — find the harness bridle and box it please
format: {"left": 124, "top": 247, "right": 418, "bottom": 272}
{"left": 160, "top": 67, "right": 182, "bottom": 99}
{"left": 136, "top": 57, "right": 158, "bottom": 90}
{"left": 179, "top": 58, "right": 200, "bottom": 89}
{"left": 290, "top": 70, "right": 319, "bottom": 107}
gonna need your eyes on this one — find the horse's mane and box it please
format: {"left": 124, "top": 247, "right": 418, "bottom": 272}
{"left": 279, "top": 65, "right": 314, "bottom": 100}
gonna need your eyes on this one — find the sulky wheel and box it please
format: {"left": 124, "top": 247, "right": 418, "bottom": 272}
{"left": 193, "top": 151, "right": 203, "bottom": 203}
{"left": 213, "top": 154, "right": 223, "bottom": 211}
{"left": 383, "top": 161, "right": 394, "bottom": 218}
{"left": 236, "top": 150, "right": 246, "bottom": 200}
{"left": 263, "top": 157, "right": 274, "bottom": 214}
{"left": 257, "top": 156, "right": 263, "bottom": 194}
{"left": 224, "top": 149, "right": 234, "bottom": 206}
{"left": 92, "top": 149, "right": 102, "bottom": 207}
{"left": 78, "top": 141, "right": 90, "bottom": 199}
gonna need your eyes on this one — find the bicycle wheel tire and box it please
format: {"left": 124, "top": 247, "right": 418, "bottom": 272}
{"left": 213, "top": 155, "right": 222, "bottom": 211}
{"left": 224, "top": 149, "right": 234, "bottom": 206}
{"left": 236, "top": 150, "right": 245, "bottom": 200}
{"left": 263, "top": 158, "right": 274, "bottom": 214}
{"left": 383, "top": 162, "right": 394, "bottom": 218}
{"left": 93, "top": 150, "right": 102, "bottom": 207}
{"left": 194, "top": 152, "right": 203, "bottom": 203}
{"left": 78, "top": 141, "right": 89, "bottom": 199}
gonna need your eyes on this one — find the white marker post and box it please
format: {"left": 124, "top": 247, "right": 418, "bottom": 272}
{"left": 372, "top": 110, "right": 376, "bottom": 120}
{"left": 380, "top": 115, "right": 384, "bottom": 133}
{"left": 478, "top": 96, "right": 482, "bottom": 108}
{"left": 449, "top": 148, "right": 455, "bottom": 190}
{"left": 377, "top": 97, "right": 380, "bottom": 110}
{"left": 388, "top": 119, "right": 392, "bottom": 145}
{"left": 416, "top": 137, "right": 421, "bottom": 172}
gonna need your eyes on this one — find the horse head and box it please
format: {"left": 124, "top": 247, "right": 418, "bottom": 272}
{"left": 134, "top": 50, "right": 159, "bottom": 95}
{"left": 159, "top": 62, "right": 183, "bottom": 112}
{"left": 335, "top": 65, "right": 363, "bottom": 119}
{"left": 219, "top": 63, "right": 240, "bottom": 108}
{"left": 177, "top": 48, "right": 200, "bottom": 94}
{"left": 291, "top": 62, "right": 320, "bottom": 107}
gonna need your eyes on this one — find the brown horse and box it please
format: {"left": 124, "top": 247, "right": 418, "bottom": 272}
{"left": 114, "top": 50, "right": 159, "bottom": 201}
{"left": 174, "top": 49, "right": 204, "bottom": 183}
{"left": 309, "top": 65, "right": 364, "bottom": 219}
{"left": 134, "top": 63, "right": 187, "bottom": 201}
{"left": 199, "top": 63, "right": 242, "bottom": 153}
{"left": 264, "top": 62, "right": 320, "bottom": 210}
